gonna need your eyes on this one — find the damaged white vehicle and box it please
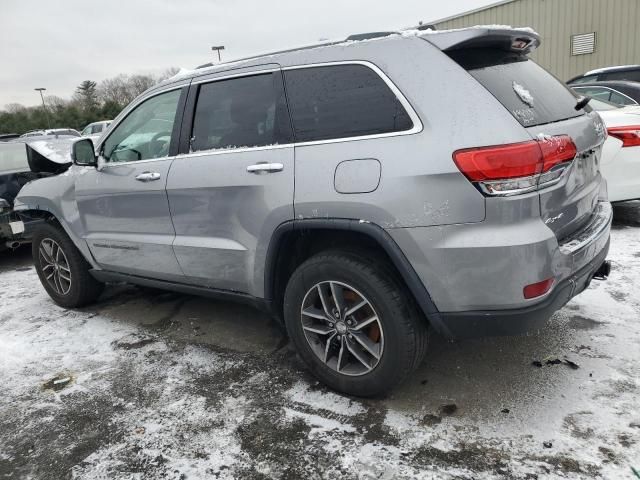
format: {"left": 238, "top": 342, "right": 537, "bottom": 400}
{"left": 0, "top": 140, "right": 71, "bottom": 252}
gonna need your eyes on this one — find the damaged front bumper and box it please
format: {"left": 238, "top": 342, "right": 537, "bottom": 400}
{"left": 0, "top": 202, "right": 45, "bottom": 249}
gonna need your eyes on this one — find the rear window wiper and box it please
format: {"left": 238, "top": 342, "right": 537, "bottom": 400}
{"left": 575, "top": 96, "right": 591, "bottom": 111}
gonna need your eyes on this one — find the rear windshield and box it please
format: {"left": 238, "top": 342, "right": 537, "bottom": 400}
{"left": 449, "top": 48, "right": 583, "bottom": 127}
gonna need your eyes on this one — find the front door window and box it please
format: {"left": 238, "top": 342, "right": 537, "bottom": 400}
{"left": 102, "top": 89, "right": 181, "bottom": 163}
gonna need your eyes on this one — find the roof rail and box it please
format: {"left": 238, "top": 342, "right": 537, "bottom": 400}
{"left": 346, "top": 31, "right": 397, "bottom": 41}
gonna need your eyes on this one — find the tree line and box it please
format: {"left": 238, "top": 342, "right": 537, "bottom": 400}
{"left": 0, "top": 68, "right": 180, "bottom": 135}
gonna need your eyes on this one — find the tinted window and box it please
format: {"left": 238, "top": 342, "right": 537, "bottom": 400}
{"left": 284, "top": 65, "right": 413, "bottom": 142}
{"left": 191, "top": 73, "right": 291, "bottom": 152}
{"left": 91, "top": 124, "right": 103, "bottom": 134}
{"left": 574, "top": 86, "right": 612, "bottom": 102}
{"left": 608, "top": 89, "right": 637, "bottom": 106}
{"left": 103, "top": 89, "right": 181, "bottom": 163}
{"left": 601, "top": 70, "right": 640, "bottom": 82}
{"left": 449, "top": 49, "right": 583, "bottom": 127}
{"left": 570, "top": 74, "right": 598, "bottom": 84}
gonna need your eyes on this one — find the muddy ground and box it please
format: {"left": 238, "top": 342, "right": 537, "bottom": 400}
{"left": 1, "top": 203, "right": 639, "bottom": 479}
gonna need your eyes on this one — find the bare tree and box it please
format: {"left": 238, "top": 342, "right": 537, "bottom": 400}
{"left": 45, "top": 95, "right": 68, "bottom": 110}
{"left": 4, "top": 103, "right": 26, "bottom": 113}
{"left": 98, "top": 74, "right": 132, "bottom": 105}
{"left": 127, "top": 74, "right": 156, "bottom": 100}
{"left": 157, "top": 67, "right": 181, "bottom": 83}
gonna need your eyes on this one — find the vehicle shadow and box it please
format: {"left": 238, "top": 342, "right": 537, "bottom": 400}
{"left": 0, "top": 245, "right": 33, "bottom": 273}
{"left": 612, "top": 200, "right": 640, "bottom": 227}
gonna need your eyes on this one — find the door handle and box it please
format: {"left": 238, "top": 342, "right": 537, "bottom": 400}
{"left": 246, "top": 162, "right": 284, "bottom": 174}
{"left": 135, "top": 172, "right": 161, "bottom": 182}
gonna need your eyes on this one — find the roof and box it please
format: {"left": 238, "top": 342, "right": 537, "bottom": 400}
{"left": 570, "top": 80, "right": 640, "bottom": 89}
{"left": 429, "top": 0, "right": 519, "bottom": 25}
{"left": 149, "top": 25, "right": 539, "bottom": 95}
{"left": 584, "top": 65, "right": 640, "bottom": 76}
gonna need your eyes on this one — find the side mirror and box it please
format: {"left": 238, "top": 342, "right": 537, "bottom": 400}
{"left": 71, "top": 138, "right": 97, "bottom": 167}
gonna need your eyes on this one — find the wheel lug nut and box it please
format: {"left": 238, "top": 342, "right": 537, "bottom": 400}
{"left": 329, "top": 323, "right": 334, "bottom": 328}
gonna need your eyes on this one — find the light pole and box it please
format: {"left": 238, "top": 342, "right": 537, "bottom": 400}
{"left": 34, "top": 87, "right": 51, "bottom": 129}
{"left": 211, "top": 45, "right": 225, "bottom": 62}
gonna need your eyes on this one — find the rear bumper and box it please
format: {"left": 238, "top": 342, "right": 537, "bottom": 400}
{"left": 388, "top": 200, "right": 612, "bottom": 338}
{"left": 439, "top": 239, "right": 610, "bottom": 338}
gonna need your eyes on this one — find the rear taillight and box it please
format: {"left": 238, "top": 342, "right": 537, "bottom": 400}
{"left": 453, "top": 135, "right": 577, "bottom": 195}
{"left": 607, "top": 126, "right": 640, "bottom": 147}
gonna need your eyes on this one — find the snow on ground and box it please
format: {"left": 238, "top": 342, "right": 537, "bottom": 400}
{"left": 1, "top": 204, "right": 639, "bottom": 479}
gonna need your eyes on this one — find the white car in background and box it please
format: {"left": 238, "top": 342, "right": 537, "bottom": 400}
{"left": 588, "top": 99, "right": 640, "bottom": 203}
{"left": 81, "top": 120, "right": 112, "bottom": 142}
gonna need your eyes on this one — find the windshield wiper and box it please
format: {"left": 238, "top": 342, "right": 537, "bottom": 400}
{"left": 575, "top": 96, "right": 591, "bottom": 111}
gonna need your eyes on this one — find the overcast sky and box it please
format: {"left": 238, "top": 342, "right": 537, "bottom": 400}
{"left": 0, "top": 0, "right": 494, "bottom": 107}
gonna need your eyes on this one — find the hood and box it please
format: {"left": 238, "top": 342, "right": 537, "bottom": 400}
{"left": 24, "top": 138, "right": 73, "bottom": 173}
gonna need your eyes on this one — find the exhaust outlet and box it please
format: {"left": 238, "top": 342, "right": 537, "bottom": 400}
{"left": 6, "top": 241, "right": 21, "bottom": 249}
{"left": 592, "top": 260, "right": 611, "bottom": 281}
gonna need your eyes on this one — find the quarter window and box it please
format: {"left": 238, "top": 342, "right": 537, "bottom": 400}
{"left": 284, "top": 64, "right": 413, "bottom": 142}
{"left": 601, "top": 70, "right": 640, "bottom": 82}
{"left": 190, "top": 73, "right": 291, "bottom": 152}
{"left": 102, "top": 89, "right": 181, "bottom": 163}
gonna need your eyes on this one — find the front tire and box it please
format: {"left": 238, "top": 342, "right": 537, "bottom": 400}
{"left": 32, "top": 223, "right": 104, "bottom": 308}
{"left": 283, "top": 250, "right": 428, "bottom": 397}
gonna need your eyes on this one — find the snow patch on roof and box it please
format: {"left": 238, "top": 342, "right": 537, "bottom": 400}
{"left": 418, "top": 24, "right": 538, "bottom": 36}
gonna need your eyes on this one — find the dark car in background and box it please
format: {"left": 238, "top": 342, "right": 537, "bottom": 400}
{"left": 568, "top": 65, "right": 640, "bottom": 84}
{"left": 0, "top": 140, "right": 71, "bottom": 251}
{"left": 0, "top": 134, "right": 20, "bottom": 142}
{"left": 570, "top": 81, "right": 640, "bottom": 106}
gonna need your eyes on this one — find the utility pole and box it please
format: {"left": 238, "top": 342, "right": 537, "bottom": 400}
{"left": 211, "top": 45, "right": 225, "bottom": 62}
{"left": 34, "top": 87, "right": 51, "bottom": 129}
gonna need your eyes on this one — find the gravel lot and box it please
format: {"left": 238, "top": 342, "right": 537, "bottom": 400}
{"left": 1, "top": 203, "right": 639, "bottom": 480}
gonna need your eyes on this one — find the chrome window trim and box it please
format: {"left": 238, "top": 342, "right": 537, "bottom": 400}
{"left": 97, "top": 155, "right": 179, "bottom": 169}
{"left": 573, "top": 86, "right": 639, "bottom": 106}
{"left": 175, "top": 60, "right": 423, "bottom": 160}
{"left": 190, "top": 67, "right": 281, "bottom": 85}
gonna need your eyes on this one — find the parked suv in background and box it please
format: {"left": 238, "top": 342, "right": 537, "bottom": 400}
{"left": 15, "top": 26, "right": 612, "bottom": 396}
{"left": 81, "top": 120, "right": 112, "bottom": 141}
{"left": 568, "top": 65, "right": 640, "bottom": 84}
{"left": 570, "top": 81, "right": 640, "bottom": 107}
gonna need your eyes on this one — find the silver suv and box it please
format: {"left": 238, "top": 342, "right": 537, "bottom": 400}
{"left": 15, "top": 27, "right": 612, "bottom": 396}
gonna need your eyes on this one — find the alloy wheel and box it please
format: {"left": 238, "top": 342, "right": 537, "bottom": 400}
{"left": 300, "top": 281, "right": 384, "bottom": 376}
{"left": 39, "top": 238, "right": 72, "bottom": 296}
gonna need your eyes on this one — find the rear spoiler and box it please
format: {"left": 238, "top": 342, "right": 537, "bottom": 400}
{"left": 421, "top": 27, "right": 540, "bottom": 55}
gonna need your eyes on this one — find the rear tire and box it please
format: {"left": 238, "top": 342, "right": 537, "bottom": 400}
{"left": 283, "top": 250, "right": 428, "bottom": 397}
{"left": 32, "top": 223, "right": 104, "bottom": 308}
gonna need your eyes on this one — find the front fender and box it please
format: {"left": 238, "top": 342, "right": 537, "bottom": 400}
{"left": 14, "top": 167, "right": 99, "bottom": 268}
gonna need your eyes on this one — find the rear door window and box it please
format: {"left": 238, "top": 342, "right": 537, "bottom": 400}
{"left": 449, "top": 49, "right": 582, "bottom": 127}
{"left": 284, "top": 64, "right": 413, "bottom": 142}
{"left": 190, "top": 72, "right": 292, "bottom": 152}
{"left": 573, "top": 86, "right": 613, "bottom": 102}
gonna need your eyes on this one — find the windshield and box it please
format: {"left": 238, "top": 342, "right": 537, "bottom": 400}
{"left": 0, "top": 142, "right": 29, "bottom": 174}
